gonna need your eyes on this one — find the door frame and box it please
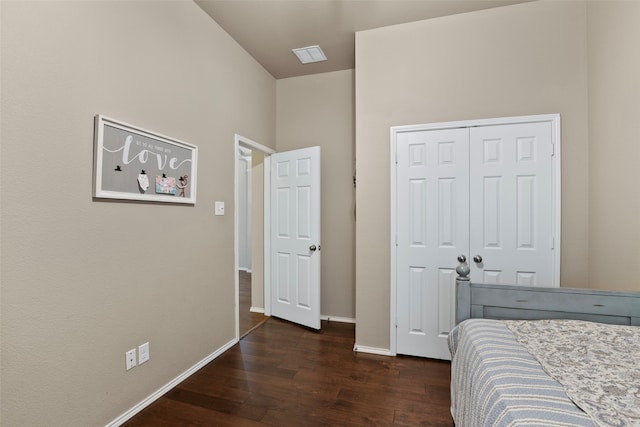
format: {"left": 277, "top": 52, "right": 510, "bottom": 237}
{"left": 234, "top": 134, "right": 275, "bottom": 341}
{"left": 389, "top": 114, "right": 561, "bottom": 355}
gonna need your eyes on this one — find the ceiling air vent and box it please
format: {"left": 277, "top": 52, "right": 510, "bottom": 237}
{"left": 292, "top": 45, "right": 327, "bottom": 64}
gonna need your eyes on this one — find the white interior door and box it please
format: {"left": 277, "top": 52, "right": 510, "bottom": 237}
{"left": 469, "top": 122, "right": 554, "bottom": 286}
{"left": 396, "top": 129, "right": 469, "bottom": 360}
{"left": 270, "top": 146, "right": 321, "bottom": 330}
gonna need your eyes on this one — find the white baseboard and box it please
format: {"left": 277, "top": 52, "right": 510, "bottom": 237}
{"left": 353, "top": 344, "right": 392, "bottom": 356}
{"left": 320, "top": 315, "right": 356, "bottom": 324}
{"left": 246, "top": 310, "right": 354, "bottom": 323}
{"left": 106, "top": 337, "right": 237, "bottom": 427}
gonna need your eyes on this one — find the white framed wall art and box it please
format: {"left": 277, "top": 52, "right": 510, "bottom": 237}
{"left": 93, "top": 115, "right": 198, "bottom": 204}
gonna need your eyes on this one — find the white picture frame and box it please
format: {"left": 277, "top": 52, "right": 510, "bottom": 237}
{"left": 93, "top": 115, "right": 197, "bottom": 204}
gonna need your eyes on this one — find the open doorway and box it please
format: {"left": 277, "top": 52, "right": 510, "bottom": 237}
{"left": 237, "top": 147, "right": 261, "bottom": 337}
{"left": 234, "top": 135, "right": 275, "bottom": 339}
{"left": 237, "top": 146, "right": 265, "bottom": 337}
{"left": 234, "top": 135, "right": 322, "bottom": 337}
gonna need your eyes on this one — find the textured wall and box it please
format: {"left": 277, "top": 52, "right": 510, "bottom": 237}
{"left": 276, "top": 70, "right": 356, "bottom": 319}
{"left": 355, "top": 1, "right": 590, "bottom": 350}
{"left": 0, "top": 1, "right": 275, "bottom": 425}
{"left": 587, "top": 1, "right": 640, "bottom": 291}
{"left": 251, "top": 151, "right": 265, "bottom": 309}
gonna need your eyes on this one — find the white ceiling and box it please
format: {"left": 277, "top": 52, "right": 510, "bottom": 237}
{"left": 195, "top": 0, "right": 530, "bottom": 79}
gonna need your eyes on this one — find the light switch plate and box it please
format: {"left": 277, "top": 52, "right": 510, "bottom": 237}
{"left": 215, "top": 201, "right": 225, "bottom": 216}
{"left": 138, "top": 342, "right": 149, "bottom": 365}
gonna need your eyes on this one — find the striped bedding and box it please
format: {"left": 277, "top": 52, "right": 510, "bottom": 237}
{"left": 448, "top": 319, "right": 594, "bottom": 427}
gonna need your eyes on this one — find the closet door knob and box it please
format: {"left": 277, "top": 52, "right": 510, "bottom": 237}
{"left": 309, "top": 245, "right": 317, "bottom": 252}
{"left": 473, "top": 255, "right": 483, "bottom": 263}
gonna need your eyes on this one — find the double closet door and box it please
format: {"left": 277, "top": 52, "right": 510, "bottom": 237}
{"left": 395, "top": 117, "right": 558, "bottom": 359}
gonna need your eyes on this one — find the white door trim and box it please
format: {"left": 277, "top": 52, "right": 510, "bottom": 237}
{"left": 389, "top": 114, "right": 561, "bottom": 356}
{"left": 234, "top": 134, "right": 275, "bottom": 341}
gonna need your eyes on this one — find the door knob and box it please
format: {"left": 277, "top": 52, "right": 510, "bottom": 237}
{"left": 457, "top": 254, "right": 467, "bottom": 263}
{"left": 309, "top": 245, "right": 317, "bottom": 252}
{"left": 473, "top": 255, "right": 483, "bottom": 263}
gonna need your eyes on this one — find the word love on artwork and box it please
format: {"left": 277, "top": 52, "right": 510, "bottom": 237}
{"left": 104, "top": 134, "right": 192, "bottom": 171}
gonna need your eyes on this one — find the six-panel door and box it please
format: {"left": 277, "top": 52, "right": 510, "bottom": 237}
{"left": 469, "top": 122, "right": 554, "bottom": 286}
{"left": 270, "top": 146, "right": 321, "bottom": 330}
{"left": 396, "top": 128, "right": 469, "bottom": 359}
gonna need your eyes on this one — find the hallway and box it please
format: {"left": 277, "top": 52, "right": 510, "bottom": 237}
{"left": 239, "top": 270, "right": 268, "bottom": 337}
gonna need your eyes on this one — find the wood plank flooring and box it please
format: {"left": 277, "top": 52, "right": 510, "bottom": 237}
{"left": 239, "top": 271, "right": 268, "bottom": 338}
{"left": 123, "top": 318, "right": 454, "bottom": 426}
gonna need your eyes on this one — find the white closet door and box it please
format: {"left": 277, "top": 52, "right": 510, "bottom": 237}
{"left": 469, "top": 122, "right": 554, "bottom": 286}
{"left": 396, "top": 128, "right": 469, "bottom": 360}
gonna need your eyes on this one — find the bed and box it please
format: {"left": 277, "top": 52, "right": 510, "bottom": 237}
{"left": 450, "top": 279, "right": 640, "bottom": 427}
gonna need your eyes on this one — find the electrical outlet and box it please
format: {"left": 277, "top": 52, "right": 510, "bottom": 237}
{"left": 126, "top": 348, "right": 137, "bottom": 371}
{"left": 138, "top": 342, "right": 150, "bottom": 365}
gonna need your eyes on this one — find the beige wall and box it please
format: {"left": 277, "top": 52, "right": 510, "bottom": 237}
{"left": 587, "top": 1, "right": 640, "bottom": 291}
{"left": 276, "top": 70, "right": 356, "bottom": 319}
{"left": 0, "top": 1, "right": 275, "bottom": 425}
{"left": 355, "top": 1, "right": 591, "bottom": 349}
{"left": 250, "top": 151, "right": 265, "bottom": 308}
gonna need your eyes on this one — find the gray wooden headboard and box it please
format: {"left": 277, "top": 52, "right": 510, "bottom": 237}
{"left": 456, "top": 279, "right": 640, "bottom": 326}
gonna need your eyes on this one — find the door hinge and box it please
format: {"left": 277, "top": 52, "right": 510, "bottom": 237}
{"left": 551, "top": 142, "right": 555, "bottom": 156}
{"left": 551, "top": 235, "right": 555, "bottom": 249}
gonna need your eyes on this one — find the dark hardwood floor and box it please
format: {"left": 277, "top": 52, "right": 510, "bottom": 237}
{"left": 123, "top": 317, "right": 454, "bottom": 426}
{"left": 239, "top": 271, "right": 268, "bottom": 338}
